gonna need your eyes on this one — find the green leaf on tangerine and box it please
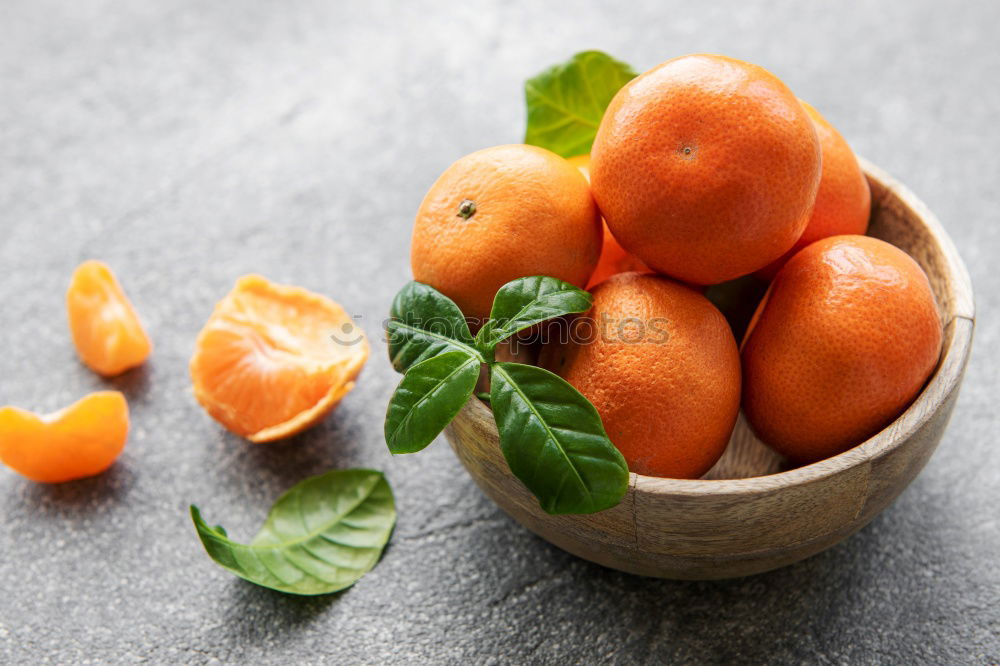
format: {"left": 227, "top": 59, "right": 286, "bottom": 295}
{"left": 489, "top": 362, "right": 628, "bottom": 514}
{"left": 475, "top": 276, "right": 592, "bottom": 352}
{"left": 524, "top": 50, "right": 638, "bottom": 158}
{"left": 385, "top": 350, "right": 480, "bottom": 454}
{"left": 386, "top": 281, "right": 481, "bottom": 373}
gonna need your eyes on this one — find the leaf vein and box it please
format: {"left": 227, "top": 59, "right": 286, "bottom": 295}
{"left": 495, "top": 365, "right": 590, "bottom": 496}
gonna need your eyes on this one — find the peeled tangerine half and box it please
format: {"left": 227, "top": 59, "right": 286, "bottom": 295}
{"left": 190, "top": 275, "right": 369, "bottom": 443}
{"left": 0, "top": 391, "right": 129, "bottom": 483}
{"left": 67, "top": 260, "right": 152, "bottom": 377}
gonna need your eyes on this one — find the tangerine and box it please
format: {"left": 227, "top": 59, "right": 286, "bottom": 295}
{"left": 566, "top": 154, "right": 650, "bottom": 288}
{"left": 742, "top": 235, "right": 942, "bottom": 463}
{"left": 757, "top": 101, "right": 871, "bottom": 278}
{"left": 190, "top": 275, "right": 369, "bottom": 442}
{"left": 539, "top": 272, "right": 740, "bottom": 478}
{"left": 411, "top": 144, "right": 602, "bottom": 323}
{"left": 590, "top": 54, "right": 821, "bottom": 285}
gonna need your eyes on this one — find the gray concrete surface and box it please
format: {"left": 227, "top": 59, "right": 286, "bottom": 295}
{"left": 1, "top": 1, "right": 998, "bottom": 663}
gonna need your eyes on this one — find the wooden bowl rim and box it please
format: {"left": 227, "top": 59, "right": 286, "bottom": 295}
{"left": 466, "top": 158, "right": 975, "bottom": 498}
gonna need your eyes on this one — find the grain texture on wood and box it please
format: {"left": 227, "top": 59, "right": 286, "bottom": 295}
{"left": 444, "top": 162, "right": 975, "bottom": 579}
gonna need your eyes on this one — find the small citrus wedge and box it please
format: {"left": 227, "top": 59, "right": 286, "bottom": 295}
{"left": 0, "top": 391, "right": 129, "bottom": 483}
{"left": 67, "top": 260, "right": 152, "bottom": 377}
{"left": 190, "top": 275, "right": 369, "bottom": 443}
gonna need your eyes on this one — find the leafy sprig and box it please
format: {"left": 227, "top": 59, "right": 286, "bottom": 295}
{"left": 384, "top": 276, "right": 629, "bottom": 515}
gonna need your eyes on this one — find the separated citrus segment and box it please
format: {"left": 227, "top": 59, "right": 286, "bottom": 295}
{"left": 67, "top": 260, "right": 152, "bottom": 377}
{"left": 190, "top": 275, "right": 369, "bottom": 443}
{"left": 0, "top": 391, "right": 129, "bottom": 483}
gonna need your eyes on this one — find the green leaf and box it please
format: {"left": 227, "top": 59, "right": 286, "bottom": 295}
{"left": 475, "top": 276, "right": 592, "bottom": 353}
{"left": 524, "top": 50, "right": 638, "bottom": 158}
{"left": 190, "top": 469, "right": 396, "bottom": 596}
{"left": 386, "top": 281, "right": 482, "bottom": 372}
{"left": 489, "top": 362, "right": 628, "bottom": 514}
{"left": 384, "top": 350, "right": 481, "bottom": 454}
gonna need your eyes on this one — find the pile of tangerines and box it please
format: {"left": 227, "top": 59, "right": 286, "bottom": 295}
{"left": 410, "top": 54, "right": 943, "bottom": 478}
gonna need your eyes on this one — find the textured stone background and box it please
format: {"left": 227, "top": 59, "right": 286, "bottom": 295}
{"left": 1, "top": 1, "right": 998, "bottom": 663}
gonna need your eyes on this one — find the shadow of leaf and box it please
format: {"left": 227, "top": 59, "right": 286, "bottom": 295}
{"left": 12, "top": 463, "right": 135, "bottom": 517}
{"left": 210, "top": 557, "right": 346, "bottom": 647}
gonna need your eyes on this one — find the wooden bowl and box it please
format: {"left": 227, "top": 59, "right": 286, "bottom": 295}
{"left": 443, "top": 159, "right": 975, "bottom": 579}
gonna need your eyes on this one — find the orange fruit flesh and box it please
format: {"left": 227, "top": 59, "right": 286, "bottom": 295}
{"left": 190, "top": 275, "right": 369, "bottom": 442}
{"left": 0, "top": 391, "right": 129, "bottom": 483}
{"left": 67, "top": 260, "right": 152, "bottom": 377}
